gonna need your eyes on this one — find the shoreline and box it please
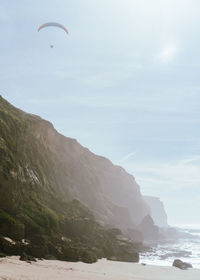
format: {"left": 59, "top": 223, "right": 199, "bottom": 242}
{"left": 0, "top": 256, "right": 200, "bottom": 280}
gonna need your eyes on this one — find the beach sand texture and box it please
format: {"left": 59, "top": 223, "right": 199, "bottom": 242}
{"left": 0, "top": 257, "right": 200, "bottom": 280}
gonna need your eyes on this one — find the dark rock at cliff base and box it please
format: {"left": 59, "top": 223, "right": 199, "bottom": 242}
{"left": 20, "top": 252, "right": 36, "bottom": 262}
{"left": 106, "top": 234, "right": 139, "bottom": 262}
{"left": 0, "top": 237, "right": 26, "bottom": 256}
{"left": 108, "top": 253, "right": 139, "bottom": 262}
{"left": 173, "top": 259, "right": 193, "bottom": 270}
{"left": 107, "top": 248, "right": 139, "bottom": 263}
{"left": 0, "top": 253, "right": 6, "bottom": 258}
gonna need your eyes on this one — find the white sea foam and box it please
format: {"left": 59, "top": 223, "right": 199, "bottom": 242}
{"left": 140, "top": 225, "right": 200, "bottom": 269}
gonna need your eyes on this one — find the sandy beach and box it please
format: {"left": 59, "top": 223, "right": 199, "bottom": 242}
{"left": 0, "top": 257, "right": 200, "bottom": 280}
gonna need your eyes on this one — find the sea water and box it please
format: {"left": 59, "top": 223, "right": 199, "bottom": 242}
{"left": 140, "top": 224, "right": 200, "bottom": 268}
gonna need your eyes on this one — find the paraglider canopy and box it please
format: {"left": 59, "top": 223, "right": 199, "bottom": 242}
{"left": 38, "top": 22, "right": 69, "bottom": 35}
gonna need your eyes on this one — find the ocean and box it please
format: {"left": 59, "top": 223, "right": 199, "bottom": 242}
{"left": 140, "top": 224, "right": 200, "bottom": 269}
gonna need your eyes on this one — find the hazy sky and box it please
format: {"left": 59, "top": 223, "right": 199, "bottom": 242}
{"left": 1, "top": 0, "right": 200, "bottom": 224}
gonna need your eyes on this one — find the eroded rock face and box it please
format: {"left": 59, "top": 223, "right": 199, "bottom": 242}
{"left": 173, "top": 259, "right": 193, "bottom": 270}
{"left": 137, "top": 215, "right": 159, "bottom": 241}
{"left": 143, "top": 196, "right": 168, "bottom": 228}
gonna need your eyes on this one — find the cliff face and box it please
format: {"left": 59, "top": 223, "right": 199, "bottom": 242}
{"left": 0, "top": 96, "right": 149, "bottom": 235}
{"left": 137, "top": 214, "right": 159, "bottom": 241}
{"left": 143, "top": 196, "right": 168, "bottom": 228}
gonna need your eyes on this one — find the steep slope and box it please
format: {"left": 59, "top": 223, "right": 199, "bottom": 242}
{"left": 0, "top": 97, "right": 144, "bottom": 262}
{"left": 143, "top": 196, "right": 168, "bottom": 228}
{"left": 0, "top": 95, "right": 149, "bottom": 234}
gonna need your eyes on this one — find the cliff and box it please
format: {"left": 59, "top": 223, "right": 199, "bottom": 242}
{"left": 143, "top": 196, "right": 168, "bottom": 228}
{"left": 0, "top": 96, "right": 149, "bottom": 230}
{"left": 0, "top": 96, "right": 151, "bottom": 261}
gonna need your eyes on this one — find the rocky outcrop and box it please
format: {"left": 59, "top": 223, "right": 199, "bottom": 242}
{"left": 143, "top": 196, "right": 168, "bottom": 228}
{"left": 137, "top": 214, "right": 159, "bottom": 242}
{"left": 0, "top": 200, "right": 140, "bottom": 263}
{"left": 173, "top": 259, "right": 193, "bottom": 270}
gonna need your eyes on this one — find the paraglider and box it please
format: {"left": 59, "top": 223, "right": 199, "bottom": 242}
{"left": 38, "top": 22, "right": 69, "bottom": 35}
{"left": 38, "top": 22, "right": 69, "bottom": 48}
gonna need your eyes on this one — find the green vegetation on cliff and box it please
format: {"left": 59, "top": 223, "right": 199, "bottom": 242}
{"left": 0, "top": 96, "right": 139, "bottom": 263}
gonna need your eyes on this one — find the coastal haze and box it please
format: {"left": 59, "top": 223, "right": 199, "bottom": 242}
{"left": 1, "top": 0, "right": 200, "bottom": 225}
